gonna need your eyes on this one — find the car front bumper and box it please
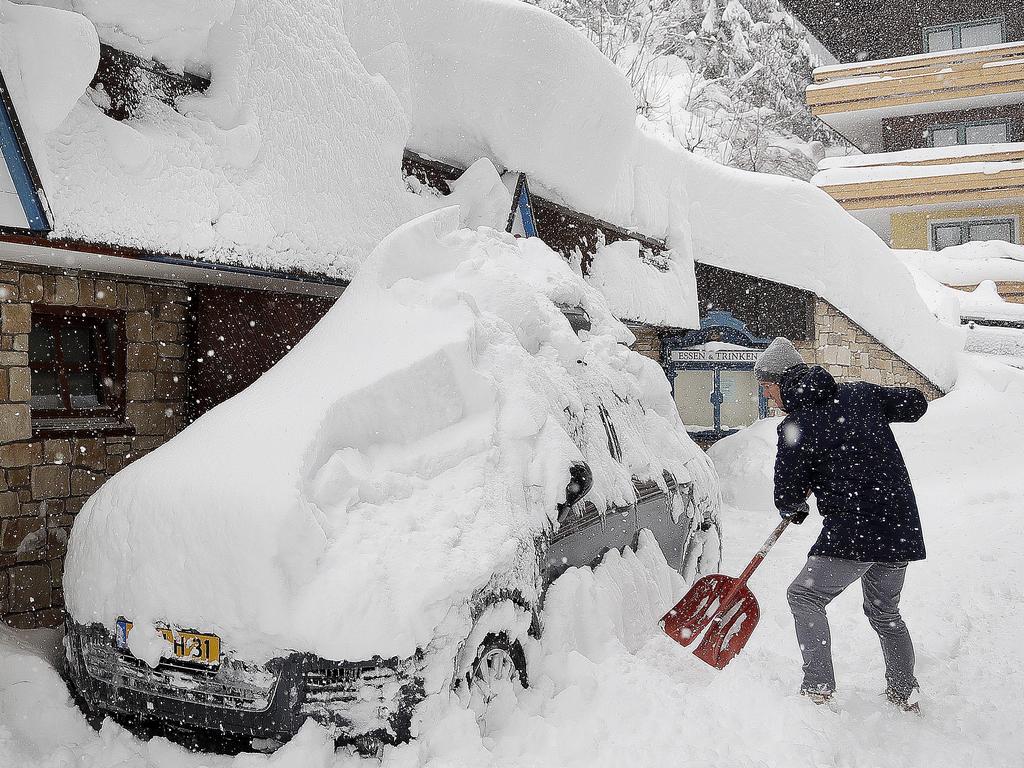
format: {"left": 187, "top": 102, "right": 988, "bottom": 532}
{"left": 63, "top": 619, "right": 423, "bottom": 748}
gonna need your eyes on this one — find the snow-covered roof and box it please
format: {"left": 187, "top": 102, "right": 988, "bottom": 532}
{"left": 4, "top": 0, "right": 424, "bottom": 280}
{"left": 896, "top": 249, "right": 1024, "bottom": 338}
{"left": 3, "top": 0, "right": 958, "bottom": 387}
{"left": 394, "top": 1, "right": 958, "bottom": 387}
{"left": 958, "top": 281, "right": 1024, "bottom": 324}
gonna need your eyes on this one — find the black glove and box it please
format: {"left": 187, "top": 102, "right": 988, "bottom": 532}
{"left": 779, "top": 501, "right": 809, "bottom": 525}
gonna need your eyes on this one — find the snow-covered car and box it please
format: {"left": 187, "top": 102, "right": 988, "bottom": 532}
{"left": 62, "top": 210, "right": 721, "bottom": 751}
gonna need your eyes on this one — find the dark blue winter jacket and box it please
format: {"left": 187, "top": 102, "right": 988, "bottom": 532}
{"left": 774, "top": 364, "right": 928, "bottom": 563}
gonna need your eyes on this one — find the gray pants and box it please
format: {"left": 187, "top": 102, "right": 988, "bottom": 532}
{"left": 787, "top": 556, "right": 918, "bottom": 696}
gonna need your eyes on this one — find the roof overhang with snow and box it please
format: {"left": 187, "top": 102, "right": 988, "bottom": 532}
{"left": 813, "top": 143, "right": 1024, "bottom": 242}
{"left": 0, "top": 233, "right": 347, "bottom": 298}
{"left": 819, "top": 143, "right": 1024, "bottom": 171}
{"left": 807, "top": 41, "right": 1024, "bottom": 152}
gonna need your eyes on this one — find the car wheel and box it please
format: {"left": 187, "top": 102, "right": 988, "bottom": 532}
{"left": 464, "top": 632, "right": 527, "bottom": 735}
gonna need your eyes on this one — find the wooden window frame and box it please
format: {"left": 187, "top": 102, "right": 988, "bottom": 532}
{"left": 923, "top": 17, "right": 1006, "bottom": 53}
{"left": 30, "top": 305, "right": 127, "bottom": 423}
{"left": 929, "top": 216, "right": 1018, "bottom": 250}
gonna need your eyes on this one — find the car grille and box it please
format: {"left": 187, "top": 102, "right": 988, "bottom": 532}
{"left": 301, "top": 662, "right": 403, "bottom": 705}
{"left": 81, "top": 632, "right": 279, "bottom": 713}
{"left": 300, "top": 659, "right": 417, "bottom": 735}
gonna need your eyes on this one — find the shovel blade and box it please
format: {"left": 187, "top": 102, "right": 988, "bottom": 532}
{"left": 662, "top": 574, "right": 738, "bottom": 647}
{"left": 692, "top": 588, "right": 761, "bottom": 670}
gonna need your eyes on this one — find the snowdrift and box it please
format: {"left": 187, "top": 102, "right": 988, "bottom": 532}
{"left": 21, "top": 371, "right": 1024, "bottom": 764}
{"left": 64, "top": 209, "right": 718, "bottom": 663}
{"left": 586, "top": 240, "right": 698, "bottom": 329}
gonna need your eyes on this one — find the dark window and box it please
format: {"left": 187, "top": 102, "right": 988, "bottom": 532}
{"left": 928, "top": 120, "right": 1010, "bottom": 147}
{"left": 30, "top": 307, "right": 124, "bottom": 421}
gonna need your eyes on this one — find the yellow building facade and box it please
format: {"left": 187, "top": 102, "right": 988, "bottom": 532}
{"left": 806, "top": 33, "right": 1024, "bottom": 284}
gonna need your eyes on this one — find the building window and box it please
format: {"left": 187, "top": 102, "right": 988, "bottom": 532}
{"left": 29, "top": 307, "right": 124, "bottom": 422}
{"left": 928, "top": 120, "right": 1010, "bottom": 147}
{"left": 930, "top": 218, "right": 1017, "bottom": 249}
{"left": 924, "top": 18, "right": 1005, "bottom": 53}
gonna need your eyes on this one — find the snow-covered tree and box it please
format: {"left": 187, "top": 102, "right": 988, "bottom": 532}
{"left": 530, "top": 0, "right": 668, "bottom": 114}
{"left": 528, "top": 0, "right": 848, "bottom": 179}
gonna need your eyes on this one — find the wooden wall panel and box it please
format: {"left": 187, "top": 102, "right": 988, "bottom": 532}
{"left": 695, "top": 264, "right": 815, "bottom": 342}
{"left": 882, "top": 104, "right": 1024, "bottom": 152}
{"left": 188, "top": 286, "right": 336, "bottom": 420}
{"left": 788, "top": 0, "right": 1024, "bottom": 64}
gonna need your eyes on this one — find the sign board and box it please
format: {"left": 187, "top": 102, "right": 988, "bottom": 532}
{"left": 669, "top": 349, "right": 760, "bottom": 363}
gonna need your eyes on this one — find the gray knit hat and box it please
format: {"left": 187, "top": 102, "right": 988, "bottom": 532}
{"left": 754, "top": 337, "right": 805, "bottom": 383}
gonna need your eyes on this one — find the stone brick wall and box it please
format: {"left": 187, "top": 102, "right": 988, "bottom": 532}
{"left": 794, "top": 299, "right": 943, "bottom": 400}
{"left": 950, "top": 281, "right": 1024, "bottom": 305}
{"left": 626, "top": 323, "right": 662, "bottom": 364}
{"left": 0, "top": 265, "right": 191, "bottom": 628}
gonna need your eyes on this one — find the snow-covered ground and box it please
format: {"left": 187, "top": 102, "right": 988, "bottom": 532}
{"left": 4, "top": 362, "right": 1022, "bottom": 767}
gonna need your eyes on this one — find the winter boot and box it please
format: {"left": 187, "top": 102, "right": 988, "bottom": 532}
{"left": 800, "top": 685, "right": 834, "bottom": 705}
{"left": 883, "top": 685, "right": 921, "bottom": 714}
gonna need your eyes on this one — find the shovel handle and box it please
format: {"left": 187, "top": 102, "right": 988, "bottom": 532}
{"left": 716, "top": 519, "right": 790, "bottom": 614}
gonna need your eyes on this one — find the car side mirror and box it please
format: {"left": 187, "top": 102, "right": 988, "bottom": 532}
{"left": 564, "top": 463, "right": 593, "bottom": 508}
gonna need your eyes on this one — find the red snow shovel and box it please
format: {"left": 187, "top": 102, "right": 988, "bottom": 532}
{"left": 662, "top": 519, "right": 790, "bottom": 669}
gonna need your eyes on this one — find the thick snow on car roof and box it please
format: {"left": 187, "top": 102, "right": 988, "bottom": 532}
{"left": 64, "top": 208, "right": 718, "bottom": 664}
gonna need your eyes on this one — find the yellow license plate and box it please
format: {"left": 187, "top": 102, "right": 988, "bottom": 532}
{"left": 158, "top": 627, "right": 220, "bottom": 665}
{"left": 117, "top": 619, "right": 220, "bottom": 665}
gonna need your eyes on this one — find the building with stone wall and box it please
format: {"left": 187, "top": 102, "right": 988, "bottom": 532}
{"left": 0, "top": 251, "right": 345, "bottom": 630}
{"left": 798, "top": 299, "right": 942, "bottom": 398}
{"left": 660, "top": 267, "right": 943, "bottom": 446}
{"left": 0, "top": 267, "right": 190, "bottom": 628}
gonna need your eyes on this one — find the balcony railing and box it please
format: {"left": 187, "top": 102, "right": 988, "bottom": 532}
{"left": 806, "top": 40, "right": 1024, "bottom": 116}
{"left": 813, "top": 155, "right": 1024, "bottom": 210}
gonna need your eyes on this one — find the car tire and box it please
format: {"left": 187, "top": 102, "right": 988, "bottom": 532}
{"left": 463, "top": 631, "right": 527, "bottom": 735}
